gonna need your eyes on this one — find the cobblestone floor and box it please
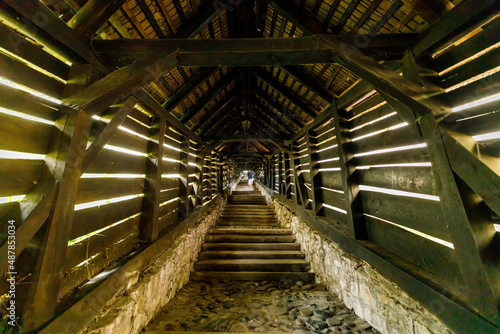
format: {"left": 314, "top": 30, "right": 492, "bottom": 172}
{"left": 144, "top": 280, "right": 379, "bottom": 333}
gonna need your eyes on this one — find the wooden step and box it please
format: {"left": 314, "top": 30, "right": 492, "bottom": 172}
{"left": 219, "top": 216, "right": 276, "bottom": 221}
{"left": 195, "top": 259, "right": 310, "bottom": 272}
{"left": 205, "top": 234, "right": 295, "bottom": 243}
{"left": 191, "top": 271, "right": 315, "bottom": 282}
{"left": 221, "top": 213, "right": 275, "bottom": 218}
{"left": 217, "top": 221, "right": 278, "bottom": 227}
{"left": 202, "top": 243, "right": 301, "bottom": 251}
{"left": 208, "top": 228, "right": 292, "bottom": 235}
{"left": 198, "top": 250, "right": 305, "bottom": 260}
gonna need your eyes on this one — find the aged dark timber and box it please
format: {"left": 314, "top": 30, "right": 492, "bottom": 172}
{"left": 0, "top": 0, "right": 499, "bottom": 333}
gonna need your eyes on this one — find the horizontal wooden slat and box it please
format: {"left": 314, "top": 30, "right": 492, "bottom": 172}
{"left": 105, "top": 126, "right": 150, "bottom": 154}
{"left": 429, "top": 19, "right": 500, "bottom": 73}
{"left": 0, "top": 53, "right": 65, "bottom": 98}
{"left": 0, "top": 113, "right": 53, "bottom": 154}
{"left": 360, "top": 191, "right": 450, "bottom": 240}
{"left": 440, "top": 48, "right": 500, "bottom": 90}
{"left": 347, "top": 103, "right": 393, "bottom": 129}
{"left": 322, "top": 189, "right": 346, "bottom": 210}
{"left": 317, "top": 146, "right": 339, "bottom": 160}
{"left": 0, "top": 84, "right": 59, "bottom": 120}
{"left": 86, "top": 150, "right": 147, "bottom": 174}
{"left": 352, "top": 147, "right": 430, "bottom": 166}
{"left": 349, "top": 127, "right": 424, "bottom": 154}
{"left": 0, "top": 202, "right": 20, "bottom": 223}
{"left": 358, "top": 167, "right": 437, "bottom": 195}
{"left": 64, "top": 215, "right": 140, "bottom": 272}
{"left": 440, "top": 71, "right": 500, "bottom": 108}
{"left": 349, "top": 113, "right": 406, "bottom": 140}
{"left": 71, "top": 197, "right": 143, "bottom": 239}
{"left": 348, "top": 94, "right": 386, "bottom": 119}
{"left": 159, "top": 200, "right": 177, "bottom": 218}
{"left": 76, "top": 178, "right": 145, "bottom": 204}
{"left": 365, "top": 216, "right": 462, "bottom": 283}
{"left": 0, "top": 23, "right": 70, "bottom": 80}
{"left": 160, "top": 177, "right": 179, "bottom": 190}
{"left": 0, "top": 160, "right": 45, "bottom": 196}
{"left": 58, "top": 234, "right": 138, "bottom": 300}
{"left": 320, "top": 170, "right": 343, "bottom": 189}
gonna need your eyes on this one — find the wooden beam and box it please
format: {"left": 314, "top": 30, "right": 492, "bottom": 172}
{"left": 0, "top": 178, "right": 58, "bottom": 276}
{"left": 4, "top": 0, "right": 109, "bottom": 73}
{"left": 82, "top": 96, "right": 138, "bottom": 172}
{"left": 280, "top": 66, "right": 336, "bottom": 102}
{"left": 64, "top": 50, "right": 178, "bottom": 114}
{"left": 332, "top": 102, "right": 367, "bottom": 239}
{"left": 179, "top": 71, "right": 239, "bottom": 123}
{"left": 92, "top": 35, "right": 414, "bottom": 67}
{"left": 192, "top": 94, "right": 240, "bottom": 132}
{"left": 253, "top": 90, "right": 305, "bottom": 129}
{"left": 253, "top": 67, "right": 319, "bottom": 119}
{"left": 23, "top": 110, "right": 93, "bottom": 330}
{"left": 140, "top": 117, "right": 166, "bottom": 243}
{"left": 412, "top": 0, "right": 498, "bottom": 57}
{"left": 199, "top": 103, "right": 242, "bottom": 136}
{"left": 162, "top": 67, "right": 219, "bottom": 111}
{"left": 178, "top": 136, "right": 189, "bottom": 220}
{"left": 254, "top": 101, "right": 295, "bottom": 134}
{"left": 174, "top": 0, "right": 220, "bottom": 38}
{"left": 137, "top": 0, "right": 166, "bottom": 38}
{"left": 265, "top": 0, "right": 323, "bottom": 35}
{"left": 134, "top": 90, "right": 203, "bottom": 145}
{"left": 68, "top": 0, "right": 126, "bottom": 40}
{"left": 305, "top": 133, "right": 323, "bottom": 215}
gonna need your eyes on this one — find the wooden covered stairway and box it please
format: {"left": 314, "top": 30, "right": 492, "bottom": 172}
{"left": 191, "top": 181, "right": 314, "bottom": 282}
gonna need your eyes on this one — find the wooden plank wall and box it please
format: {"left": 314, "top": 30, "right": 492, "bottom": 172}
{"left": 0, "top": 21, "right": 234, "bottom": 307}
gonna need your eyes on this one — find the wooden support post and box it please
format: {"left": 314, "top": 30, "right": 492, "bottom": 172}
{"left": 284, "top": 153, "right": 292, "bottom": 199}
{"left": 193, "top": 150, "right": 204, "bottom": 207}
{"left": 139, "top": 117, "right": 165, "bottom": 243}
{"left": 291, "top": 146, "right": 309, "bottom": 208}
{"left": 278, "top": 151, "right": 284, "bottom": 195}
{"left": 418, "top": 112, "right": 499, "bottom": 315}
{"left": 332, "top": 102, "right": 367, "bottom": 239}
{"left": 178, "top": 136, "right": 189, "bottom": 220}
{"left": 206, "top": 154, "right": 212, "bottom": 201}
{"left": 24, "top": 110, "right": 92, "bottom": 329}
{"left": 306, "top": 132, "right": 324, "bottom": 216}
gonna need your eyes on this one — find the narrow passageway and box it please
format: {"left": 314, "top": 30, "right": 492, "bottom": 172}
{"left": 143, "top": 182, "right": 380, "bottom": 333}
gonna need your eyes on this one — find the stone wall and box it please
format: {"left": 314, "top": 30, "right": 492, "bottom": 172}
{"left": 256, "top": 183, "right": 453, "bottom": 334}
{"left": 79, "top": 198, "right": 225, "bottom": 334}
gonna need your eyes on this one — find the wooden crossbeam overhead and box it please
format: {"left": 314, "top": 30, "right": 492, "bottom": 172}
{"left": 92, "top": 35, "right": 415, "bottom": 67}
{"left": 3, "top": 0, "right": 109, "bottom": 73}
{"left": 253, "top": 101, "right": 296, "bottom": 133}
{"left": 204, "top": 135, "right": 292, "bottom": 143}
{"left": 198, "top": 99, "right": 243, "bottom": 135}
{"left": 68, "top": 0, "right": 126, "bottom": 40}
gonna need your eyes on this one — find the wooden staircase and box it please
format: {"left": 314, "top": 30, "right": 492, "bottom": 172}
{"left": 191, "top": 182, "right": 314, "bottom": 282}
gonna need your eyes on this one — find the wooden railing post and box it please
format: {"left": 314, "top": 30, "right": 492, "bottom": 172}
{"left": 139, "top": 116, "right": 165, "bottom": 242}
{"left": 178, "top": 136, "right": 189, "bottom": 220}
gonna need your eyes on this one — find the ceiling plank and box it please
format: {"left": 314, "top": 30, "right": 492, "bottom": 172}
{"left": 253, "top": 89, "right": 305, "bottom": 129}
{"left": 179, "top": 71, "right": 239, "bottom": 123}
{"left": 137, "top": 0, "right": 166, "bottom": 38}
{"left": 68, "top": 0, "right": 126, "bottom": 40}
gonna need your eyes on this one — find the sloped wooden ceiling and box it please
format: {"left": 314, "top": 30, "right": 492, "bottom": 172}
{"left": 39, "top": 0, "right": 449, "bottom": 160}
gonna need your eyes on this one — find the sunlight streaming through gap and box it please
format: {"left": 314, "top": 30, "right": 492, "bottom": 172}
{"left": 359, "top": 185, "right": 440, "bottom": 201}
{"left": 364, "top": 213, "right": 454, "bottom": 249}
{"left": 74, "top": 194, "right": 144, "bottom": 211}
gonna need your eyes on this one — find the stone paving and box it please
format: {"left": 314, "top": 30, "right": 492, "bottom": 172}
{"left": 143, "top": 280, "right": 379, "bottom": 333}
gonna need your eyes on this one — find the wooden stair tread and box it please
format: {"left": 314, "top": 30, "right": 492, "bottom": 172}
{"left": 208, "top": 228, "right": 292, "bottom": 235}
{"left": 202, "top": 243, "right": 301, "bottom": 250}
{"left": 191, "top": 271, "right": 315, "bottom": 282}
{"left": 198, "top": 250, "right": 305, "bottom": 259}
{"left": 205, "top": 235, "right": 295, "bottom": 243}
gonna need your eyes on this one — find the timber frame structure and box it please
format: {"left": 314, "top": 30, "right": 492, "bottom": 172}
{"left": 0, "top": 0, "right": 499, "bottom": 332}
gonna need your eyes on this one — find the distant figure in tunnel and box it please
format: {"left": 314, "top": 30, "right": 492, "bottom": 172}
{"left": 247, "top": 170, "right": 254, "bottom": 189}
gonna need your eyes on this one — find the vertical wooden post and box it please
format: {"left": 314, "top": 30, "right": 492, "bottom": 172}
{"left": 278, "top": 151, "right": 284, "bottom": 195}
{"left": 194, "top": 150, "right": 204, "bottom": 207}
{"left": 291, "top": 144, "right": 309, "bottom": 208}
{"left": 332, "top": 102, "right": 367, "bottom": 239}
{"left": 206, "top": 153, "right": 212, "bottom": 200}
{"left": 23, "top": 65, "right": 95, "bottom": 330}
{"left": 139, "top": 116, "right": 165, "bottom": 242}
{"left": 419, "top": 112, "right": 498, "bottom": 315}
{"left": 305, "top": 132, "right": 323, "bottom": 215}
{"left": 284, "top": 152, "right": 292, "bottom": 198}
{"left": 178, "top": 135, "right": 189, "bottom": 220}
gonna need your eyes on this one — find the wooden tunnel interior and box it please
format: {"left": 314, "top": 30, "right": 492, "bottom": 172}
{"left": 0, "top": 0, "right": 499, "bottom": 332}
